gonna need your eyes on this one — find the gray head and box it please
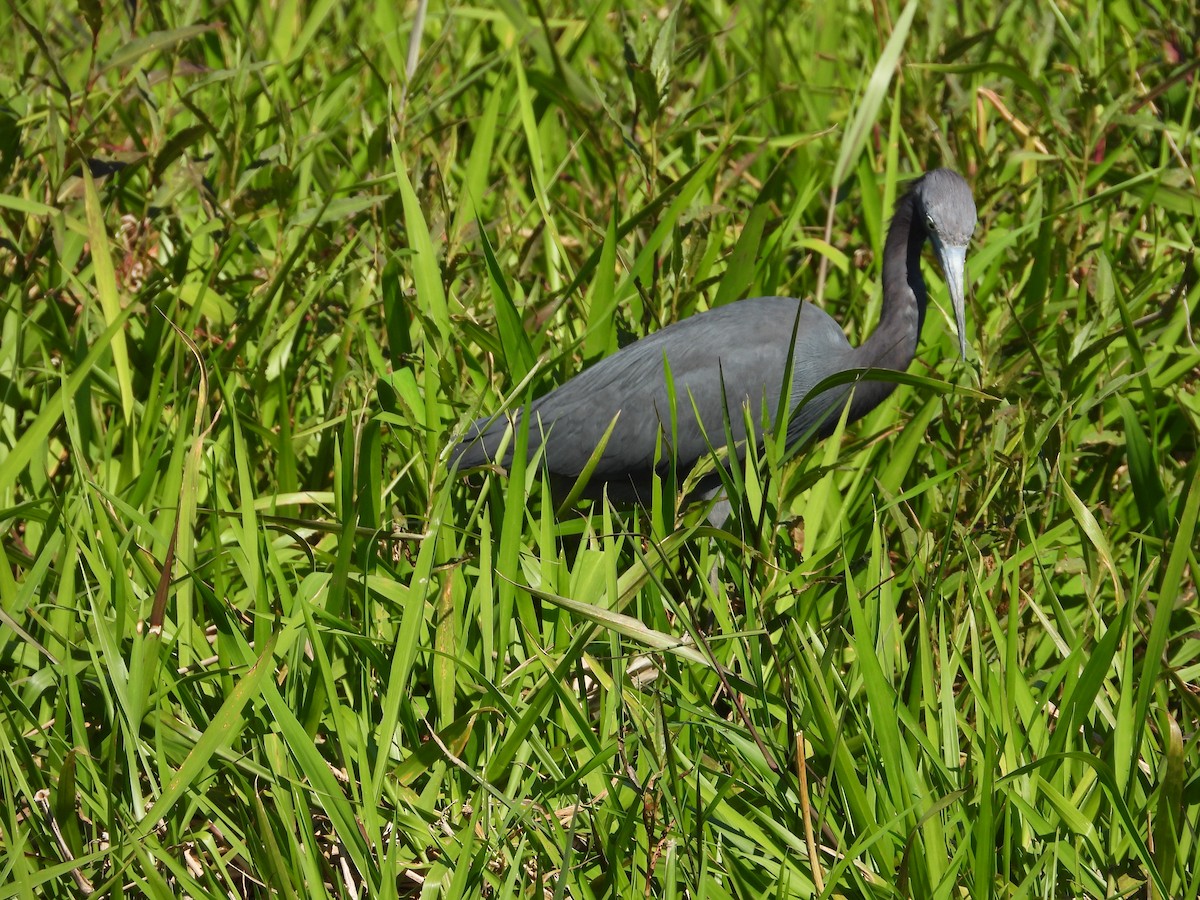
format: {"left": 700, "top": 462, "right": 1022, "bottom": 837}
{"left": 913, "top": 169, "right": 977, "bottom": 358}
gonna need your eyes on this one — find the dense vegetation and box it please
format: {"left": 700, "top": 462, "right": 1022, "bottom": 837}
{"left": 2, "top": 1, "right": 1198, "bottom": 896}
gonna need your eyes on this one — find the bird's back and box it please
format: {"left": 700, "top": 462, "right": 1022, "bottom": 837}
{"left": 454, "top": 296, "right": 858, "bottom": 499}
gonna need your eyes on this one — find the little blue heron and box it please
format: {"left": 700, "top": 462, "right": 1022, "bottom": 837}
{"left": 453, "top": 168, "right": 976, "bottom": 506}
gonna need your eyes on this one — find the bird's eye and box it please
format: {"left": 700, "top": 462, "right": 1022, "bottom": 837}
{"left": 925, "top": 214, "right": 936, "bottom": 232}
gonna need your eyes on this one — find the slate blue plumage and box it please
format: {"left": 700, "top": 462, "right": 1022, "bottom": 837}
{"left": 454, "top": 168, "right": 976, "bottom": 504}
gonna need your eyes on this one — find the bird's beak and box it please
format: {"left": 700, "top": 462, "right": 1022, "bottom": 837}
{"left": 936, "top": 242, "right": 969, "bottom": 359}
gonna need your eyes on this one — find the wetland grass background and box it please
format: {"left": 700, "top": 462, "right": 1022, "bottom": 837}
{"left": 2, "top": 1, "right": 1199, "bottom": 896}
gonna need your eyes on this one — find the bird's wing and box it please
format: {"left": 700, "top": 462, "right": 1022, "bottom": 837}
{"left": 522, "top": 297, "right": 854, "bottom": 479}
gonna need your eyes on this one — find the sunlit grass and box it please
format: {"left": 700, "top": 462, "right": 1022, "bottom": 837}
{"left": 1, "top": 1, "right": 1198, "bottom": 897}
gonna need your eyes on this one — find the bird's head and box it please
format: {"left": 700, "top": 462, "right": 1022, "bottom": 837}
{"left": 915, "top": 169, "right": 977, "bottom": 359}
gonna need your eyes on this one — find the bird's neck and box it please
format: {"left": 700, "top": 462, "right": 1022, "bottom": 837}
{"left": 847, "top": 188, "right": 928, "bottom": 418}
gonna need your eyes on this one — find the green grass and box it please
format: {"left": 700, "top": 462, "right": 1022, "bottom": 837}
{"left": 2, "top": 0, "right": 1199, "bottom": 896}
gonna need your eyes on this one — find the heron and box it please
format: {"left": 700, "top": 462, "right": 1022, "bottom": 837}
{"left": 453, "top": 168, "right": 977, "bottom": 510}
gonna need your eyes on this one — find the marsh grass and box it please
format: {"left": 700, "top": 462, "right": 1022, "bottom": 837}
{"left": 2, "top": 0, "right": 1199, "bottom": 897}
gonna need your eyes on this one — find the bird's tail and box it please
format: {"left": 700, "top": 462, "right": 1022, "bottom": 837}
{"left": 451, "top": 414, "right": 516, "bottom": 470}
